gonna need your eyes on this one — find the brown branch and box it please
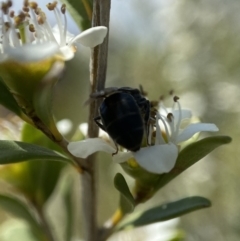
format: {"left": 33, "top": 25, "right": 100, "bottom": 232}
{"left": 30, "top": 113, "right": 87, "bottom": 171}
{"left": 81, "top": 0, "right": 111, "bottom": 241}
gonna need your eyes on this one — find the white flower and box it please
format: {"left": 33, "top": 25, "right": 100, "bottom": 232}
{"left": 0, "top": 1, "right": 108, "bottom": 62}
{"left": 158, "top": 96, "right": 219, "bottom": 145}
{"left": 68, "top": 96, "right": 218, "bottom": 174}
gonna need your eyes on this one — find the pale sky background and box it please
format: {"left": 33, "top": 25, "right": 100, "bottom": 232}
{"left": 12, "top": 0, "right": 172, "bottom": 44}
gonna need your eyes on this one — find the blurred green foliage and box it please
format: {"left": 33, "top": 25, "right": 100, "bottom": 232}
{"left": 61, "top": 0, "right": 93, "bottom": 30}
{"left": 0, "top": 0, "right": 238, "bottom": 240}
{"left": 103, "top": 0, "right": 240, "bottom": 241}
{"left": 101, "top": 0, "right": 239, "bottom": 240}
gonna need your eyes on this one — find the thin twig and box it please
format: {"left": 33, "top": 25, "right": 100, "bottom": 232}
{"left": 81, "top": 0, "right": 111, "bottom": 241}
{"left": 31, "top": 115, "right": 87, "bottom": 171}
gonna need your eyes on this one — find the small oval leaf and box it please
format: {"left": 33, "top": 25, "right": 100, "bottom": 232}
{"left": 0, "top": 140, "right": 73, "bottom": 164}
{"left": 155, "top": 136, "right": 231, "bottom": 191}
{"left": 117, "top": 196, "right": 211, "bottom": 230}
{"left": 114, "top": 173, "right": 135, "bottom": 214}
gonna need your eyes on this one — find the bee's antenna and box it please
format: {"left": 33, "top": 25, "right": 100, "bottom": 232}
{"left": 139, "top": 84, "right": 148, "bottom": 96}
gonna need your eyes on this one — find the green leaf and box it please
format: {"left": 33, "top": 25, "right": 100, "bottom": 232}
{"left": 61, "top": 0, "right": 92, "bottom": 30}
{"left": 117, "top": 196, "right": 211, "bottom": 230}
{"left": 0, "top": 140, "right": 72, "bottom": 206}
{"left": 28, "top": 160, "right": 67, "bottom": 206}
{"left": 120, "top": 162, "right": 160, "bottom": 187}
{"left": 0, "top": 78, "right": 21, "bottom": 115}
{"left": 0, "top": 194, "right": 47, "bottom": 241}
{"left": 0, "top": 139, "right": 70, "bottom": 207}
{"left": 114, "top": 173, "right": 135, "bottom": 214}
{"left": 0, "top": 140, "right": 72, "bottom": 164}
{"left": 20, "top": 123, "right": 68, "bottom": 206}
{"left": 155, "top": 136, "right": 231, "bottom": 191}
{"left": 21, "top": 123, "right": 63, "bottom": 153}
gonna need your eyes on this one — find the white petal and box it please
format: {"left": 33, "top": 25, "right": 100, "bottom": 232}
{"left": 133, "top": 144, "right": 178, "bottom": 174}
{"left": 59, "top": 45, "right": 74, "bottom": 61}
{"left": 67, "top": 138, "right": 116, "bottom": 158}
{"left": 4, "top": 42, "right": 59, "bottom": 62}
{"left": 71, "top": 26, "right": 108, "bottom": 48}
{"left": 52, "top": 25, "right": 75, "bottom": 45}
{"left": 112, "top": 152, "right": 134, "bottom": 163}
{"left": 172, "top": 109, "right": 192, "bottom": 122}
{"left": 176, "top": 123, "right": 219, "bottom": 143}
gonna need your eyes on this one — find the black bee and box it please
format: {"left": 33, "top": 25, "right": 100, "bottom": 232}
{"left": 91, "top": 87, "right": 150, "bottom": 153}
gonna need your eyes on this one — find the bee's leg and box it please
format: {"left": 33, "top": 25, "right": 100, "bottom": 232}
{"left": 146, "top": 123, "right": 151, "bottom": 146}
{"left": 94, "top": 116, "right": 106, "bottom": 131}
{"left": 112, "top": 142, "right": 119, "bottom": 156}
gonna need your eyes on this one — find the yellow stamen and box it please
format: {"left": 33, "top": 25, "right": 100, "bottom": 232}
{"left": 127, "top": 158, "right": 139, "bottom": 168}
{"left": 61, "top": 4, "right": 66, "bottom": 14}
{"left": 29, "top": 1, "right": 38, "bottom": 10}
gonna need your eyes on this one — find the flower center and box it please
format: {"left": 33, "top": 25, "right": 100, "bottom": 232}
{"left": 0, "top": 0, "right": 68, "bottom": 52}
{"left": 155, "top": 95, "right": 183, "bottom": 145}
